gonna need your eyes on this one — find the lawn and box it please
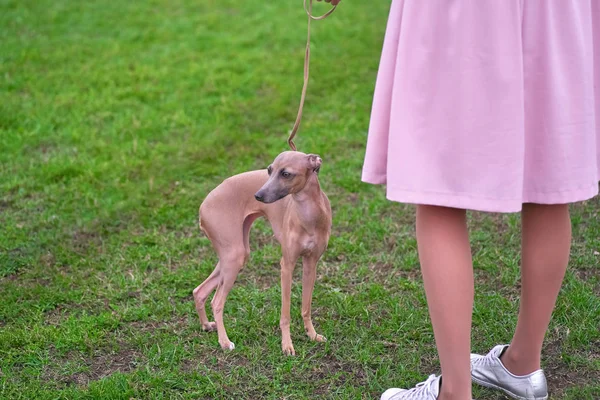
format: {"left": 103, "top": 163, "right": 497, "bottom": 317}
{"left": 1, "top": 0, "right": 599, "bottom": 399}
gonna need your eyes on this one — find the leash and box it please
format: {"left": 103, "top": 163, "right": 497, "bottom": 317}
{"left": 287, "top": 0, "right": 338, "bottom": 151}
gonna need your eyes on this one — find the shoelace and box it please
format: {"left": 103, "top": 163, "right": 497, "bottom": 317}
{"left": 398, "top": 374, "right": 438, "bottom": 399}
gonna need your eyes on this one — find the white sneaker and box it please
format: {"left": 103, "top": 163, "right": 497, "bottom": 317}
{"left": 470, "top": 345, "right": 548, "bottom": 400}
{"left": 381, "top": 374, "right": 441, "bottom": 400}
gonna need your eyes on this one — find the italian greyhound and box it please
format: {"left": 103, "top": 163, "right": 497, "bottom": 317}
{"left": 194, "top": 151, "right": 332, "bottom": 355}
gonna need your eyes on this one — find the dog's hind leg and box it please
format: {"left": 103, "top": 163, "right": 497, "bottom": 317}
{"left": 200, "top": 213, "right": 258, "bottom": 350}
{"left": 211, "top": 248, "right": 247, "bottom": 351}
{"left": 193, "top": 263, "right": 221, "bottom": 332}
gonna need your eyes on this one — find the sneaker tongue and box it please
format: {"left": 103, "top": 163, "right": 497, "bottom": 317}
{"left": 492, "top": 345, "right": 508, "bottom": 358}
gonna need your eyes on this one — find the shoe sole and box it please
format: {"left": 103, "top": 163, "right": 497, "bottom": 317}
{"left": 471, "top": 376, "right": 548, "bottom": 400}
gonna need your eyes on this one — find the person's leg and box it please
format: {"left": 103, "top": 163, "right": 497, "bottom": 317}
{"left": 501, "top": 203, "right": 571, "bottom": 375}
{"left": 417, "top": 205, "right": 473, "bottom": 400}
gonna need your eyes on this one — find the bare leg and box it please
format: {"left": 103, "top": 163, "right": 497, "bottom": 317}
{"left": 417, "top": 205, "right": 473, "bottom": 400}
{"left": 301, "top": 254, "right": 326, "bottom": 342}
{"left": 501, "top": 203, "right": 571, "bottom": 375}
{"left": 280, "top": 255, "right": 297, "bottom": 355}
{"left": 193, "top": 263, "right": 220, "bottom": 331}
{"left": 211, "top": 251, "right": 246, "bottom": 351}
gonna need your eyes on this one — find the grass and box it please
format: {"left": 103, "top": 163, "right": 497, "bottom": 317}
{"left": 1, "top": 0, "right": 599, "bottom": 399}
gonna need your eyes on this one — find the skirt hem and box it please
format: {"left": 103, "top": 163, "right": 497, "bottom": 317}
{"left": 361, "top": 176, "right": 599, "bottom": 213}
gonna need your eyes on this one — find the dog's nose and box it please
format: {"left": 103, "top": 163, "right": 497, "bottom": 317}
{"left": 254, "top": 193, "right": 263, "bottom": 202}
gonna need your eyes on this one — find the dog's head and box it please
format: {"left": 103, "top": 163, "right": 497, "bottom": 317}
{"left": 254, "top": 151, "right": 322, "bottom": 204}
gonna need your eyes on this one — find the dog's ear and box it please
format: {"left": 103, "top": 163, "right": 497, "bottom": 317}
{"left": 306, "top": 154, "right": 322, "bottom": 173}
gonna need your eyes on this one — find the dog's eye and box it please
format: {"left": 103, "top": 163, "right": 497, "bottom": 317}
{"left": 281, "top": 171, "right": 291, "bottom": 178}
{"left": 267, "top": 166, "right": 273, "bottom": 175}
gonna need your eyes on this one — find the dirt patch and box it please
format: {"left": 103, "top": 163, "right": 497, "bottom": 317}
{"left": 542, "top": 333, "right": 600, "bottom": 398}
{"left": 179, "top": 357, "right": 203, "bottom": 374}
{"left": 0, "top": 199, "right": 14, "bottom": 211}
{"left": 545, "top": 361, "right": 600, "bottom": 398}
{"left": 45, "top": 308, "right": 67, "bottom": 326}
{"left": 32, "top": 140, "right": 59, "bottom": 157}
{"left": 39, "top": 251, "right": 57, "bottom": 268}
{"left": 346, "top": 192, "right": 360, "bottom": 206}
{"left": 573, "top": 268, "right": 600, "bottom": 295}
{"left": 42, "top": 342, "right": 143, "bottom": 386}
{"left": 310, "top": 354, "right": 370, "bottom": 396}
{"left": 70, "top": 229, "right": 103, "bottom": 255}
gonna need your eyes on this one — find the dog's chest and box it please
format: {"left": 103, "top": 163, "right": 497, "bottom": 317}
{"left": 281, "top": 201, "right": 330, "bottom": 255}
{"left": 296, "top": 228, "right": 329, "bottom": 255}
{"left": 282, "top": 219, "right": 323, "bottom": 253}
{"left": 301, "top": 235, "right": 318, "bottom": 252}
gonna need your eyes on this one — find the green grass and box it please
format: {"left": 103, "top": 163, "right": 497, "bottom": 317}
{"left": 1, "top": 0, "right": 599, "bottom": 399}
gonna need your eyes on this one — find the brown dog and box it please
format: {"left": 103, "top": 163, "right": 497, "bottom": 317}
{"left": 194, "top": 151, "right": 332, "bottom": 355}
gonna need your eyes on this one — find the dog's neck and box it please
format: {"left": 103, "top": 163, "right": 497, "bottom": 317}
{"left": 289, "top": 174, "right": 328, "bottom": 233}
{"left": 291, "top": 174, "right": 322, "bottom": 204}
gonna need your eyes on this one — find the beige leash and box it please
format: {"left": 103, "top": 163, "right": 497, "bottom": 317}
{"left": 287, "top": 0, "right": 338, "bottom": 151}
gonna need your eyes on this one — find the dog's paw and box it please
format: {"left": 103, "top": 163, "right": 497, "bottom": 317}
{"left": 220, "top": 340, "right": 235, "bottom": 351}
{"left": 282, "top": 342, "right": 295, "bottom": 356}
{"left": 202, "top": 322, "right": 217, "bottom": 332}
{"left": 314, "top": 334, "right": 327, "bottom": 343}
{"left": 306, "top": 329, "right": 327, "bottom": 343}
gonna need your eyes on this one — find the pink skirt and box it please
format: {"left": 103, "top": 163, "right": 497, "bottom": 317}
{"left": 362, "top": 0, "right": 600, "bottom": 213}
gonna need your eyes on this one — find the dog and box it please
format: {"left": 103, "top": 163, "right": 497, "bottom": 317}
{"left": 194, "top": 151, "right": 332, "bottom": 355}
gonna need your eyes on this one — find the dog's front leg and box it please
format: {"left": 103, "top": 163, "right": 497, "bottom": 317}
{"left": 302, "top": 254, "right": 326, "bottom": 343}
{"left": 280, "top": 255, "right": 297, "bottom": 356}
